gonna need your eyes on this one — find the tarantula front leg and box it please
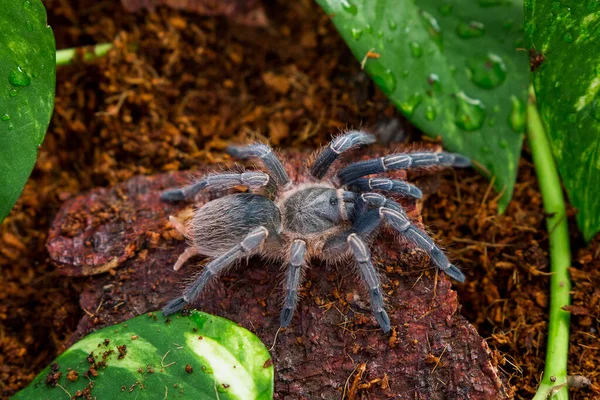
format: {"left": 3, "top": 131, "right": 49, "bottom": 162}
{"left": 338, "top": 151, "right": 471, "bottom": 184}
{"left": 226, "top": 143, "right": 291, "bottom": 186}
{"left": 280, "top": 239, "right": 307, "bottom": 327}
{"left": 310, "top": 130, "right": 376, "bottom": 179}
{"left": 345, "top": 177, "right": 423, "bottom": 199}
{"left": 161, "top": 171, "right": 275, "bottom": 202}
{"left": 358, "top": 192, "right": 465, "bottom": 282}
{"left": 322, "top": 212, "right": 390, "bottom": 332}
{"left": 162, "top": 226, "right": 270, "bottom": 316}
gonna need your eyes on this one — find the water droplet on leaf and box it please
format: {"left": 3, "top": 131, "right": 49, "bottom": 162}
{"left": 509, "top": 95, "right": 526, "bottom": 133}
{"left": 23, "top": 0, "right": 31, "bottom": 8}
{"left": 454, "top": 91, "right": 486, "bottom": 131}
{"left": 351, "top": 28, "right": 362, "bottom": 40}
{"left": 388, "top": 19, "right": 397, "bottom": 31}
{"left": 372, "top": 68, "right": 397, "bottom": 95}
{"left": 466, "top": 53, "right": 507, "bottom": 89}
{"left": 425, "top": 105, "right": 437, "bottom": 120}
{"left": 9, "top": 88, "right": 17, "bottom": 97}
{"left": 341, "top": 0, "right": 358, "bottom": 15}
{"left": 456, "top": 21, "right": 485, "bottom": 38}
{"left": 397, "top": 93, "right": 423, "bottom": 117}
{"left": 26, "top": 21, "right": 33, "bottom": 31}
{"left": 1, "top": 114, "right": 10, "bottom": 121}
{"left": 562, "top": 31, "right": 573, "bottom": 43}
{"left": 481, "top": 145, "right": 491, "bottom": 153}
{"left": 409, "top": 41, "right": 423, "bottom": 58}
{"left": 419, "top": 10, "right": 443, "bottom": 48}
{"left": 9, "top": 67, "right": 31, "bottom": 87}
{"left": 499, "top": 138, "right": 509, "bottom": 148}
{"left": 427, "top": 73, "right": 442, "bottom": 92}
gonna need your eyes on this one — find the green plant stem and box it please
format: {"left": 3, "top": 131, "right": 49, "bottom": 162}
{"left": 55, "top": 43, "right": 112, "bottom": 66}
{"left": 528, "top": 85, "right": 572, "bottom": 400}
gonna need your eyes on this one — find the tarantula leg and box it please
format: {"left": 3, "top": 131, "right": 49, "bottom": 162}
{"left": 338, "top": 151, "right": 471, "bottom": 184}
{"left": 162, "top": 226, "right": 269, "bottom": 316}
{"left": 359, "top": 193, "right": 465, "bottom": 282}
{"left": 280, "top": 239, "right": 307, "bottom": 327}
{"left": 161, "top": 171, "right": 275, "bottom": 202}
{"left": 347, "top": 233, "right": 391, "bottom": 333}
{"left": 345, "top": 177, "right": 423, "bottom": 199}
{"left": 226, "top": 143, "right": 291, "bottom": 186}
{"left": 310, "top": 130, "right": 376, "bottom": 179}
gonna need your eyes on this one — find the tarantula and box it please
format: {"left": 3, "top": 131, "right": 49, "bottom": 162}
{"left": 161, "top": 131, "right": 470, "bottom": 332}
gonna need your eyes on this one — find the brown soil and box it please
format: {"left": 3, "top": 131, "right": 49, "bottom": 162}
{"left": 0, "top": 0, "right": 598, "bottom": 399}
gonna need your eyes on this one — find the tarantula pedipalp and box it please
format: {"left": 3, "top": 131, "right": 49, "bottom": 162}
{"left": 160, "top": 131, "right": 470, "bottom": 332}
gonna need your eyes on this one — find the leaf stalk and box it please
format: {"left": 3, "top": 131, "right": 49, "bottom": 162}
{"left": 528, "top": 86, "right": 572, "bottom": 400}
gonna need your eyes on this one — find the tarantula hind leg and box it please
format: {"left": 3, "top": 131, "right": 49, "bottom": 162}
{"left": 162, "top": 226, "right": 269, "bottom": 316}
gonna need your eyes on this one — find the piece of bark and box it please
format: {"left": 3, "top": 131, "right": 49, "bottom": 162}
{"left": 48, "top": 147, "right": 511, "bottom": 399}
{"left": 120, "top": 0, "right": 268, "bottom": 27}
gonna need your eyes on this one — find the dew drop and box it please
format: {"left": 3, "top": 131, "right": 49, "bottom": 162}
{"left": 481, "top": 145, "right": 491, "bottom": 153}
{"left": 341, "top": 0, "right": 358, "bottom": 15}
{"left": 1, "top": 114, "right": 10, "bottom": 121}
{"left": 397, "top": 93, "right": 423, "bottom": 117}
{"left": 401, "top": 70, "right": 410, "bottom": 79}
{"left": 200, "top": 365, "right": 214, "bottom": 374}
{"left": 509, "top": 95, "right": 526, "bottom": 133}
{"left": 438, "top": 4, "right": 453, "bottom": 16}
{"left": 456, "top": 21, "right": 485, "bottom": 38}
{"left": 562, "top": 31, "right": 573, "bottom": 43}
{"left": 409, "top": 41, "right": 423, "bottom": 58}
{"left": 365, "top": 24, "right": 373, "bottom": 34}
{"left": 9, "top": 67, "right": 31, "bottom": 87}
{"left": 23, "top": 0, "right": 31, "bottom": 8}
{"left": 499, "top": 138, "right": 509, "bottom": 148}
{"left": 377, "top": 30, "right": 384, "bottom": 38}
{"left": 388, "top": 19, "right": 397, "bottom": 31}
{"left": 372, "top": 69, "right": 397, "bottom": 95}
{"left": 419, "top": 10, "right": 443, "bottom": 48}
{"left": 488, "top": 117, "right": 497, "bottom": 127}
{"left": 427, "top": 73, "right": 442, "bottom": 92}
{"left": 351, "top": 28, "right": 363, "bottom": 40}
{"left": 425, "top": 105, "right": 437, "bottom": 121}
{"left": 8, "top": 123, "right": 14, "bottom": 131}
{"left": 567, "top": 113, "right": 577, "bottom": 123}
{"left": 466, "top": 53, "right": 507, "bottom": 89}
{"left": 9, "top": 88, "right": 18, "bottom": 97}
{"left": 454, "top": 91, "right": 486, "bottom": 131}
{"left": 26, "top": 21, "right": 33, "bottom": 32}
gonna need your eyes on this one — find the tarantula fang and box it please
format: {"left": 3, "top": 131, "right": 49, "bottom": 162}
{"left": 160, "top": 131, "right": 470, "bottom": 333}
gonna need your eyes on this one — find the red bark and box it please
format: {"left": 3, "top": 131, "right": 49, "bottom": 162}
{"left": 47, "top": 147, "right": 510, "bottom": 399}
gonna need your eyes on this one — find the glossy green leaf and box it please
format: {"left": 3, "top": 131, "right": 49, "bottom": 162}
{"left": 526, "top": 0, "right": 600, "bottom": 241}
{"left": 316, "top": 0, "right": 529, "bottom": 210}
{"left": 13, "top": 311, "right": 274, "bottom": 399}
{"left": 0, "top": 0, "right": 55, "bottom": 223}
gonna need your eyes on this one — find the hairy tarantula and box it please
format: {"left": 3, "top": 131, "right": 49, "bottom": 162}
{"left": 161, "top": 131, "right": 470, "bottom": 332}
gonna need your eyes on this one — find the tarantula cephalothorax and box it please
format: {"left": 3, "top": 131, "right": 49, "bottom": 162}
{"left": 161, "top": 131, "right": 470, "bottom": 332}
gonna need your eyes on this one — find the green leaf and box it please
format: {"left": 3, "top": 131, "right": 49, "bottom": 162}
{"left": 0, "top": 0, "right": 55, "bottom": 223}
{"left": 316, "top": 0, "right": 529, "bottom": 210}
{"left": 526, "top": 0, "right": 600, "bottom": 241}
{"left": 13, "top": 311, "right": 274, "bottom": 399}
